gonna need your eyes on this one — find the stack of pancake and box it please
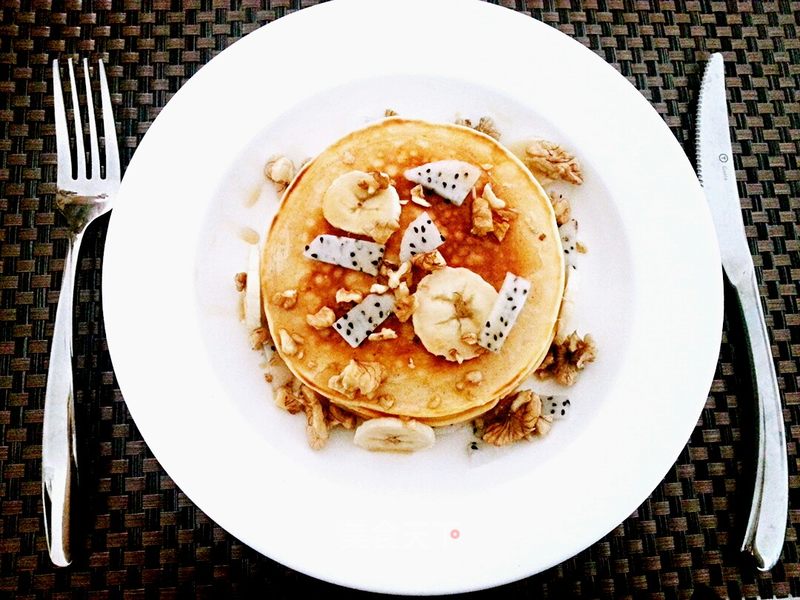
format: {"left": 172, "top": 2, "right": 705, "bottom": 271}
{"left": 262, "top": 118, "right": 564, "bottom": 426}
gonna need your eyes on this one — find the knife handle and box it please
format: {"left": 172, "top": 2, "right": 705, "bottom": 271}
{"left": 737, "top": 268, "right": 788, "bottom": 570}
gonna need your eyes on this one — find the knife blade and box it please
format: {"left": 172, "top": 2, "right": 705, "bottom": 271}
{"left": 697, "top": 53, "right": 788, "bottom": 571}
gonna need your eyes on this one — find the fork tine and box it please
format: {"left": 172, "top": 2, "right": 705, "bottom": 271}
{"left": 98, "top": 60, "right": 120, "bottom": 183}
{"left": 66, "top": 58, "right": 86, "bottom": 181}
{"left": 52, "top": 60, "right": 72, "bottom": 186}
{"left": 82, "top": 59, "right": 100, "bottom": 180}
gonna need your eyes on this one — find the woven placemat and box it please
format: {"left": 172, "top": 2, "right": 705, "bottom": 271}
{"left": 1, "top": 1, "right": 798, "bottom": 597}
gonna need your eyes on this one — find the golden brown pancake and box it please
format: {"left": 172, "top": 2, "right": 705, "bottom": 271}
{"left": 262, "top": 118, "right": 564, "bottom": 423}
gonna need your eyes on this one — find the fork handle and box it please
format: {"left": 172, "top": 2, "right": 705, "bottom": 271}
{"left": 737, "top": 268, "right": 788, "bottom": 570}
{"left": 42, "top": 233, "right": 82, "bottom": 567}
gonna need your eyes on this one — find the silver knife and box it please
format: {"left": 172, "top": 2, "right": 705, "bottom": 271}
{"left": 697, "top": 52, "right": 788, "bottom": 570}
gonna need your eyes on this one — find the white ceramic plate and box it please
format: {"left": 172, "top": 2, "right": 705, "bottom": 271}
{"left": 103, "top": 0, "right": 722, "bottom": 594}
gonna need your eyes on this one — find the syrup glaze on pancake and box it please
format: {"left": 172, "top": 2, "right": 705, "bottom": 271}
{"left": 262, "top": 118, "right": 564, "bottom": 423}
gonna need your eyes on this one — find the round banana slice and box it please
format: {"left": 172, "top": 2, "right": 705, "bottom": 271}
{"left": 322, "top": 170, "right": 401, "bottom": 243}
{"left": 243, "top": 243, "right": 262, "bottom": 330}
{"left": 353, "top": 417, "right": 435, "bottom": 452}
{"left": 412, "top": 266, "right": 498, "bottom": 362}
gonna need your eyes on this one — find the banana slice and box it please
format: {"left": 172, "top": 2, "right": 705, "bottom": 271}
{"left": 353, "top": 417, "right": 435, "bottom": 452}
{"left": 244, "top": 244, "right": 262, "bottom": 330}
{"left": 412, "top": 267, "right": 498, "bottom": 362}
{"left": 322, "top": 171, "right": 401, "bottom": 243}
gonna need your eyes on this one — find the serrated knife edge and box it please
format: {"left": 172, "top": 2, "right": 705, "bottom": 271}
{"left": 696, "top": 53, "right": 752, "bottom": 286}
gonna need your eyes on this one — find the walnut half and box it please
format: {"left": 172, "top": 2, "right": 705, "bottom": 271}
{"left": 264, "top": 155, "right": 296, "bottom": 191}
{"left": 306, "top": 306, "right": 336, "bottom": 329}
{"left": 535, "top": 332, "right": 597, "bottom": 386}
{"left": 328, "top": 359, "right": 386, "bottom": 399}
{"left": 272, "top": 289, "right": 298, "bottom": 310}
{"left": 410, "top": 250, "right": 446, "bottom": 272}
{"left": 482, "top": 390, "right": 540, "bottom": 446}
{"left": 524, "top": 140, "right": 583, "bottom": 185}
{"left": 301, "top": 386, "right": 329, "bottom": 450}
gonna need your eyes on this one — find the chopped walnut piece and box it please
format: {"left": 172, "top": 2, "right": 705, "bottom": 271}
{"left": 336, "top": 288, "right": 364, "bottom": 304}
{"left": 482, "top": 183, "right": 506, "bottom": 209}
{"left": 370, "top": 283, "right": 389, "bottom": 294}
{"left": 461, "top": 332, "right": 478, "bottom": 346}
{"left": 387, "top": 261, "right": 411, "bottom": 289}
{"left": 384, "top": 108, "right": 398, "bottom": 117}
{"left": 524, "top": 140, "right": 583, "bottom": 185}
{"left": 369, "top": 170, "right": 392, "bottom": 190}
{"left": 470, "top": 194, "right": 494, "bottom": 237}
{"left": 411, "top": 250, "right": 446, "bottom": 272}
{"left": 328, "top": 359, "right": 386, "bottom": 399}
{"left": 576, "top": 241, "right": 588, "bottom": 254}
{"left": 535, "top": 332, "right": 597, "bottom": 386}
{"left": 355, "top": 171, "right": 391, "bottom": 198}
{"left": 249, "top": 327, "right": 269, "bottom": 350}
{"left": 535, "top": 415, "right": 554, "bottom": 437}
{"left": 278, "top": 329, "right": 298, "bottom": 356}
{"left": 327, "top": 404, "right": 357, "bottom": 430}
{"left": 264, "top": 155, "right": 296, "bottom": 191}
{"left": 407, "top": 357, "right": 416, "bottom": 369}
{"left": 306, "top": 306, "right": 336, "bottom": 329}
{"left": 409, "top": 184, "right": 431, "bottom": 207}
{"left": 302, "top": 387, "right": 329, "bottom": 450}
{"left": 447, "top": 348, "right": 465, "bottom": 364}
{"left": 378, "top": 394, "right": 395, "bottom": 409}
{"left": 272, "top": 289, "right": 298, "bottom": 310}
{"left": 492, "top": 219, "right": 511, "bottom": 242}
{"left": 455, "top": 115, "right": 500, "bottom": 140}
{"left": 472, "top": 184, "right": 515, "bottom": 241}
{"left": 549, "top": 191, "right": 571, "bottom": 226}
{"left": 475, "top": 116, "right": 500, "bottom": 140}
{"left": 368, "top": 328, "right": 398, "bottom": 342}
{"left": 393, "top": 282, "right": 417, "bottom": 322}
{"left": 274, "top": 379, "right": 304, "bottom": 414}
{"left": 234, "top": 272, "right": 247, "bottom": 292}
{"left": 482, "top": 390, "right": 541, "bottom": 446}
{"left": 465, "top": 370, "right": 483, "bottom": 385}
{"left": 491, "top": 208, "right": 517, "bottom": 243}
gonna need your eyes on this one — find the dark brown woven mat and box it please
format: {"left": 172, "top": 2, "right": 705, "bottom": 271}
{"left": 1, "top": 0, "right": 798, "bottom": 597}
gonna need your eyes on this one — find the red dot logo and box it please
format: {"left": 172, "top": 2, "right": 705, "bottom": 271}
{"left": 450, "top": 529, "right": 460, "bottom": 539}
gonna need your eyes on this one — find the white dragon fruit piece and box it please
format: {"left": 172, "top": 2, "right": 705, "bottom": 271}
{"left": 333, "top": 293, "right": 395, "bottom": 348}
{"left": 559, "top": 218, "right": 579, "bottom": 272}
{"left": 398, "top": 212, "right": 446, "bottom": 262}
{"left": 541, "top": 395, "right": 571, "bottom": 420}
{"left": 303, "top": 234, "right": 385, "bottom": 276}
{"left": 403, "top": 160, "right": 481, "bottom": 206}
{"left": 478, "top": 273, "right": 531, "bottom": 352}
{"left": 262, "top": 342, "right": 293, "bottom": 390}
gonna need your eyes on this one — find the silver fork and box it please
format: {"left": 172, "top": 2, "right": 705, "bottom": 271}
{"left": 43, "top": 58, "right": 120, "bottom": 567}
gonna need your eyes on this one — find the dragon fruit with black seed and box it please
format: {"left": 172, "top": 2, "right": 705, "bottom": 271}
{"left": 541, "top": 395, "right": 571, "bottom": 419}
{"left": 303, "top": 234, "right": 385, "bottom": 276}
{"left": 398, "top": 212, "right": 446, "bottom": 262}
{"left": 558, "top": 218, "right": 579, "bottom": 272}
{"left": 478, "top": 273, "right": 531, "bottom": 352}
{"left": 404, "top": 160, "right": 481, "bottom": 206}
{"left": 333, "top": 293, "right": 395, "bottom": 348}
